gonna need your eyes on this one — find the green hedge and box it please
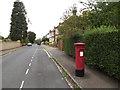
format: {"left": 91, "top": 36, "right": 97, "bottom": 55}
{"left": 63, "top": 32, "right": 83, "bottom": 57}
{"left": 62, "top": 26, "right": 119, "bottom": 80}
{"left": 83, "top": 26, "right": 119, "bottom": 80}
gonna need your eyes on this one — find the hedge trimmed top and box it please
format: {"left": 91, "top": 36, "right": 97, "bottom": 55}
{"left": 84, "top": 26, "right": 118, "bottom": 36}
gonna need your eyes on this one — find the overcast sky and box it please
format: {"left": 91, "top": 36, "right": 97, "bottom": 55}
{"left": 0, "top": 0, "right": 87, "bottom": 39}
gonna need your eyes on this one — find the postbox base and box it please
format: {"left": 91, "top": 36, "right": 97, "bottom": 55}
{"left": 75, "top": 69, "right": 84, "bottom": 77}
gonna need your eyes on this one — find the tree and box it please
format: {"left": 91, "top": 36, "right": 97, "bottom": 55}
{"left": 35, "top": 38, "right": 41, "bottom": 43}
{"left": 42, "top": 36, "right": 49, "bottom": 42}
{"left": 0, "top": 35, "right": 4, "bottom": 40}
{"left": 58, "top": 9, "right": 85, "bottom": 37}
{"left": 27, "top": 31, "right": 36, "bottom": 43}
{"left": 79, "top": 0, "right": 120, "bottom": 28}
{"left": 9, "top": 0, "right": 28, "bottom": 42}
{"left": 60, "top": 4, "right": 77, "bottom": 22}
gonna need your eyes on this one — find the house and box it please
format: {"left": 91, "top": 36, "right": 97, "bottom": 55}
{"left": 47, "top": 26, "right": 61, "bottom": 44}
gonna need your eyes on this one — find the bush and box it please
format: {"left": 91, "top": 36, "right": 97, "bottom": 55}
{"left": 57, "top": 36, "right": 62, "bottom": 41}
{"left": 45, "top": 42, "right": 52, "bottom": 45}
{"left": 53, "top": 42, "right": 57, "bottom": 47}
{"left": 63, "top": 31, "right": 83, "bottom": 57}
{"left": 83, "top": 26, "right": 119, "bottom": 80}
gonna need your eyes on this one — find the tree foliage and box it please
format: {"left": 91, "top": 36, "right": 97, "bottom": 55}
{"left": 79, "top": 1, "right": 120, "bottom": 28}
{"left": 27, "top": 31, "right": 36, "bottom": 43}
{"left": 59, "top": 1, "right": 120, "bottom": 38}
{"left": 35, "top": 38, "right": 41, "bottom": 43}
{"left": 9, "top": 0, "right": 28, "bottom": 42}
{"left": 58, "top": 15, "right": 83, "bottom": 37}
{"left": 0, "top": 35, "right": 4, "bottom": 40}
{"left": 42, "top": 36, "right": 49, "bottom": 42}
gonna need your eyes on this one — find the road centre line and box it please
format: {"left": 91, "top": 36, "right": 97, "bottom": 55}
{"left": 20, "top": 47, "right": 38, "bottom": 89}
{"left": 20, "top": 80, "right": 24, "bottom": 89}
{"left": 31, "top": 48, "right": 38, "bottom": 58}
{"left": 33, "top": 47, "right": 38, "bottom": 56}
{"left": 29, "top": 63, "right": 31, "bottom": 66}
{"left": 25, "top": 69, "right": 29, "bottom": 75}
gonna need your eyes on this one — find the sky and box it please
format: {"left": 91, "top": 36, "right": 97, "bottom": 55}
{"left": 0, "top": 0, "right": 87, "bottom": 39}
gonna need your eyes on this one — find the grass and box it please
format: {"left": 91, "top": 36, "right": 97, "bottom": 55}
{"left": 62, "top": 71, "right": 68, "bottom": 77}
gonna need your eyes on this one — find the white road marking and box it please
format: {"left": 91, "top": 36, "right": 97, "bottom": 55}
{"left": 43, "top": 49, "right": 51, "bottom": 58}
{"left": 19, "top": 47, "right": 39, "bottom": 90}
{"left": 25, "top": 69, "right": 29, "bottom": 75}
{"left": 20, "top": 80, "right": 24, "bottom": 89}
{"left": 44, "top": 49, "right": 74, "bottom": 88}
{"left": 64, "top": 77, "right": 73, "bottom": 88}
{"left": 33, "top": 47, "right": 38, "bottom": 56}
{"left": 29, "top": 63, "right": 31, "bottom": 66}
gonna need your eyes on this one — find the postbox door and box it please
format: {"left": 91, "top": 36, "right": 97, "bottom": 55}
{"left": 76, "top": 49, "right": 85, "bottom": 70}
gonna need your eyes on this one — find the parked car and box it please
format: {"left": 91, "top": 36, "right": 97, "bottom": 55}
{"left": 37, "top": 42, "right": 41, "bottom": 45}
{"left": 27, "top": 43, "right": 32, "bottom": 46}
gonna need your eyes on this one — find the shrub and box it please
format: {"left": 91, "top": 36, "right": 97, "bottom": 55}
{"left": 53, "top": 42, "right": 57, "bottom": 47}
{"left": 83, "top": 26, "right": 119, "bottom": 80}
{"left": 57, "top": 36, "right": 62, "bottom": 41}
{"left": 63, "top": 31, "right": 83, "bottom": 57}
{"left": 45, "top": 42, "right": 52, "bottom": 45}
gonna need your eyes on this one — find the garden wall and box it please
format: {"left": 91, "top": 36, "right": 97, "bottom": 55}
{"left": 0, "top": 41, "right": 21, "bottom": 51}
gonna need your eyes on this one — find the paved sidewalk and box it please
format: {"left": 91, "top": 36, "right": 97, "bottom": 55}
{"left": 42, "top": 45, "right": 120, "bottom": 89}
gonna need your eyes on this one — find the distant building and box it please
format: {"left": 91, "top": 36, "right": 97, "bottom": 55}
{"left": 46, "top": 26, "right": 61, "bottom": 44}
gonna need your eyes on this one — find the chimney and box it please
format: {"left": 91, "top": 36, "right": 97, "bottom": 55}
{"left": 72, "top": 5, "right": 77, "bottom": 16}
{"left": 73, "top": 10, "right": 77, "bottom": 16}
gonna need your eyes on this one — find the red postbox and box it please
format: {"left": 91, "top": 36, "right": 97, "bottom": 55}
{"left": 74, "top": 43, "right": 85, "bottom": 77}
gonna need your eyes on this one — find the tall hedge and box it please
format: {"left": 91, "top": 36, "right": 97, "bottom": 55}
{"left": 63, "top": 32, "right": 83, "bottom": 57}
{"left": 83, "top": 26, "right": 119, "bottom": 80}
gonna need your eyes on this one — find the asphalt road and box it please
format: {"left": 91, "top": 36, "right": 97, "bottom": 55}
{"left": 2, "top": 45, "right": 70, "bottom": 88}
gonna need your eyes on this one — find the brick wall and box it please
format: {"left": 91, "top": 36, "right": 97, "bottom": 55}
{"left": 58, "top": 40, "right": 63, "bottom": 51}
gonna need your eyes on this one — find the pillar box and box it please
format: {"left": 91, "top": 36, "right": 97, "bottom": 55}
{"left": 74, "top": 43, "right": 85, "bottom": 77}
